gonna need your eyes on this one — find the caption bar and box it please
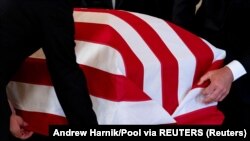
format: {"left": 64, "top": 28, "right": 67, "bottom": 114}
{"left": 49, "top": 126, "right": 248, "bottom": 138}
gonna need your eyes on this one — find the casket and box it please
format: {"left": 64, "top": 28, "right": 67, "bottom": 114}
{"left": 7, "top": 9, "right": 225, "bottom": 135}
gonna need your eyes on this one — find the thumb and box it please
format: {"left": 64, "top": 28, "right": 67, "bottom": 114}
{"left": 15, "top": 116, "right": 24, "bottom": 124}
{"left": 16, "top": 116, "right": 28, "bottom": 127}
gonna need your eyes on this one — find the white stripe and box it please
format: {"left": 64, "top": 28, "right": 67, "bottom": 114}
{"left": 132, "top": 13, "right": 196, "bottom": 103}
{"left": 29, "top": 41, "right": 125, "bottom": 75}
{"left": 74, "top": 11, "right": 162, "bottom": 104}
{"left": 172, "top": 88, "right": 217, "bottom": 117}
{"left": 7, "top": 82, "right": 65, "bottom": 116}
{"left": 75, "top": 41, "right": 125, "bottom": 75}
{"left": 7, "top": 82, "right": 175, "bottom": 124}
{"left": 92, "top": 96, "right": 175, "bottom": 124}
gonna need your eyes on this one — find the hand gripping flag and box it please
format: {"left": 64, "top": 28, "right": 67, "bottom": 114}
{"left": 7, "top": 9, "right": 225, "bottom": 135}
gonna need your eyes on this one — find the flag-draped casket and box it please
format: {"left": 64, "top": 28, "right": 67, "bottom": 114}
{"left": 7, "top": 9, "right": 225, "bottom": 135}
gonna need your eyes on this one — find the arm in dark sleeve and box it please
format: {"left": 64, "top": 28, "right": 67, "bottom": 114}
{"left": 0, "top": 0, "right": 10, "bottom": 16}
{"left": 172, "top": 0, "right": 200, "bottom": 31}
{"left": 83, "top": 0, "right": 112, "bottom": 8}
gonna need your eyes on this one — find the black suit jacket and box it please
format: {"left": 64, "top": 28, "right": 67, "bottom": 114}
{"left": 0, "top": 0, "right": 10, "bottom": 16}
{"left": 0, "top": 3, "right": 12, "bottom": 139}
{"left": 76, "top": 0, "right": 112, "bottom": 8}
{"left": 172, "top": 0, "right": 231, "bottom": 45}
{"left": 78, "top": 0, "right": 173, "bottom": 21}
{"left": 118, "top": 0, "right": 174, "bottom": 21}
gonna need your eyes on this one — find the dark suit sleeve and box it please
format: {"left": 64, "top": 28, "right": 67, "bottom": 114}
{"left": 73, "top": 0, "right": 87, "bottom": 7}
{"left": 0, "top": 0, "right": 10, "bottom": 16}
{"left": 116, "top": 0, "right": 147, "bottom": 13}
{"left": 84, "top": 0, "right": 112, "bottom": 8}
{"left": 116, "top": 0, "right": 173, "bottom": 21}
{"left": 172, "top": 0, "right": 200, "bottom": 31}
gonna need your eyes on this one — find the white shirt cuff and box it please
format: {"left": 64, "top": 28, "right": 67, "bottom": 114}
{"left": 226, "top": 60, "right": 247, "bottom": 81}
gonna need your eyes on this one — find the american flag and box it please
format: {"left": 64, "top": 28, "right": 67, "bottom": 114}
{"left": 7, "top": 9, "right": 225, "bottom": 135}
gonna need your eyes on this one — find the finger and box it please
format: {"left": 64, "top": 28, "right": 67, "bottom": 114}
{"left": 10, "top": 126, "right": 22, "bottom": 138}
{"left": 214, "top": 89, "right": 226, "bottom": 102}
{"left": 219, "top": 90, "right": 230, "bottom": 101}
{"left": 201, "top": 84, "right": 215, "bottom": 96}
{"left": 203, "top": 95, "right": 215, "bottom": 103}
{"left": 219, "top": 94, "right": 227, "bottom": 102}
{"left": 198, "top": 73, "right": 210, "bottom": 85}
{"left": 20, "top": 131, "right": 34, "bottom": 140}
{"left": 16, "top": 116, "right": 23, "bottom": 124}
{"left": 216, "top": 94, "right": 224, "bottom": 102}
{"left": 212, "top": 89, "right": 223, "bottom": 102}
{"left": 203, "top": 89, "right": 218, "bottom": 103}
{"left": 11, "top": 130, "right": 23, "bottom": 139}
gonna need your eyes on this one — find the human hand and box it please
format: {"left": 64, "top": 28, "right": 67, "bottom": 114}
{"left": 10, "top": 114, "right": 33, "bottom": 140}
{"left": 198, "top": 66, "right": 234, "bottom": 104}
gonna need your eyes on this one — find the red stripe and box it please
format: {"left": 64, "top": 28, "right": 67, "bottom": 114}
{"left": 75, "top": 22, "right": 144, "bottom": 89}
{"left": 81, "top": 65, "right": 151, "bottom": 101}
{"left": 11, "top": 58, "right": 52, "bottom": 86}
{"left": 168, "top": 23, "right": 214, "bottom": 87}
{"left": 80, "top": 9, "right": 179, "bottom": 114}
{"left": 11, "top": 58, "right": 151, "bottom": 102}
{"left": 174, "top": 106, "right": 224, "bottom": 125}
{"left": 16, "top": 109, "right": 67, "bottom": 136}
{"left": 207, "top": 60, "right": 224, "bottom": 71}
